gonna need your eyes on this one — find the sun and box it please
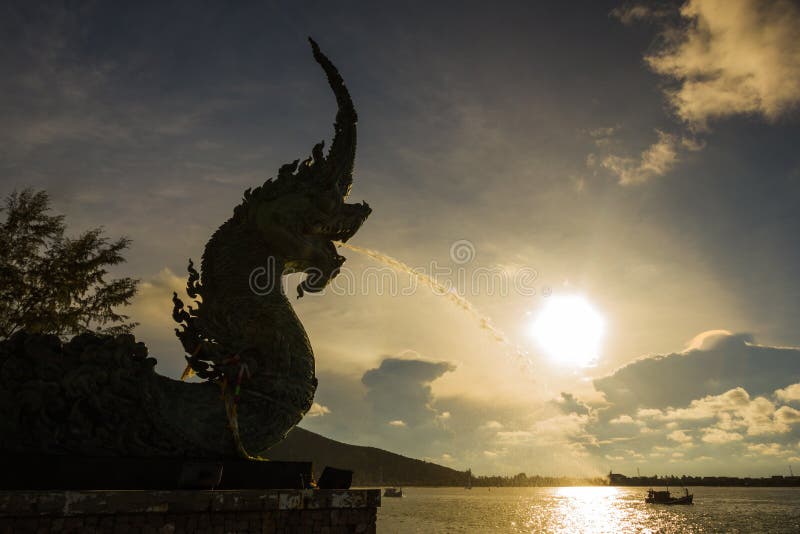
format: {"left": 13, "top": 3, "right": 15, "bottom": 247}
{"left": 528, "top": 295, "right": 605, "bottom": 367}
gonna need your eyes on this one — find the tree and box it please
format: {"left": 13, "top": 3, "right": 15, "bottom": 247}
{"left": 0, "top": 189, "right": 138, "bottom": 340}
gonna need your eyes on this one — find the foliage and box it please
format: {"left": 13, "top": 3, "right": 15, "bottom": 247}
{"left": 0, "top": 189, "right": 138, "bottom": 340}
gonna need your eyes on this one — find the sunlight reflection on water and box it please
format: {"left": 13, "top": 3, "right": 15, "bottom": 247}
{"left": 376, "top": 486, "right": 800, "bottom": 533}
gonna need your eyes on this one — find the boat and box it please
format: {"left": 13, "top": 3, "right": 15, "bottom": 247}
{"left": 383, "top": 487, "right": 403, "bottom": 498}
{"left": 645, "top": 488, "right": 693, "bottom": 505}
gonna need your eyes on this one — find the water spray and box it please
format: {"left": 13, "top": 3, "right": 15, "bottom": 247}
{"left": 336, "top": 241, "right": 530, "bottom": 366}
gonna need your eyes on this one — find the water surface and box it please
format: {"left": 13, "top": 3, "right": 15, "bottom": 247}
{"left": 376, "top": 486, "right": 800, "bottom": 533}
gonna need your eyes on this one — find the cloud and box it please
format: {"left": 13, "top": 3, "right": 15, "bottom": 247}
{"left": 685, "top": 329, "right": 734, "bottom": 351}
{"left": 599, "top": 0, "right": 799, "bottom": 187}
{"left": 776, "top": 384, "right": 800, "bottom": 403}
{"left": 600, "top": 130, "right": 704, "bottom": 185}
{"left": 701, "top": 428, "right": 743, "bottom": 444}
{"left": 481, "top": 420, "right": 504, "bottom": 430}
{"left": 556, "top": 335, "right": 800, "bottom": 473}
{"left": 655, "top": 387, "right": 800, "bottom": 436}
{"left": 586, "top": 126, "right": 620, "bottom": 148}
{"left": 668, "top": 430, "right": 693, "bottom": 444}
{"left": 297, "top": 355, "right": 458, "bottom": 462}
{"left": 553, "top": 392, "right": 592, "bottom": 416}
{"left": 306, "top": 402, "right": 331, "bottom": 417}
{"left": 593, "top": 332, "right": 800, "bottom": 414}
{"left": 637, "top": 409, "right": 663, "bottom": 418}
{"left": 642, "top": 0, "right": 800, "bottom": 128}
{"left": 776, "top": 406, "right": 800, "bottom": 425}
{"left": 609, "top": 415, "right": 635, "bottom": 425}
{"left": 747, "top": 443, "right": 789, "bottom": 457}
{"left": 128, "top": 268, "right": 191, "bottom": 377}
{"left": 611, "top": 4, "right": 672, "bottom": 25}
{"left": 495, "top": 430, "right": 535, "bottom": 444}
{"left": 362, "top": 357, "right": 456, "bottom": 428}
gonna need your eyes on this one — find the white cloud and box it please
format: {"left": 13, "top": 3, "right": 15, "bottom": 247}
{"left": 701, "top": 428, "right": 743, "bottom": 444}
{"left": 644, "top": 0, "right": 800, "bottom": 128}
{"left": 652, "top": 387, "right": 798, "bottom": 436}
{"left": 775, "top": 383, "right": 800, "bottom": 402}
{"left": 667, "top": 430, "right": 693, "bottom": 444}
{"left": 601, "top": 130, "right": 703, "bottom": 185}
{"left": 624, "top": 449, "right": 645, "bottom": 460}
{"left": 127, "top": 268, "right": 193, "bottom": 377}
{"left": 610, "top": 415, "right": 635, "bottom": 424}
{"left": 130, "top": 268, "right": 188, "bottom": 326}
{"left": 661, "top": 387, "right": 750, "bottom": 421}
{"left": 746, "top": 443, "right": 789, "bottom": 457}
{"left": 684, "top": 329, "right": 733, "bottom": 351}
{"left": 600, "top": 0, "right": 800, "bottom": 188}
{"left": 306, "top": 402, "right": 331, "bottom": 417}
{"left": 388, "top": 420, "right": 407, "bottom": 427}
{"left": 775, "top": 405, "right": 800, "bottom": 424}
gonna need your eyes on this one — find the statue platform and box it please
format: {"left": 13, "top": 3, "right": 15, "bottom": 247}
{"left": 0, "top": 488, "right": 380, "bottom": 533}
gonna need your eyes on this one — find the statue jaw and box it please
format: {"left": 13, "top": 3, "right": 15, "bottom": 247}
{"left": 262, "top": 198, "right": 371, "bottom": 297}
{"left": 297, "top": 200, "right": 371, "bottom": 295}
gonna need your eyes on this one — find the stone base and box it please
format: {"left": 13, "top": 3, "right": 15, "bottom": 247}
{"left": 0, "top": 489, "right": 380, "bottom": 533}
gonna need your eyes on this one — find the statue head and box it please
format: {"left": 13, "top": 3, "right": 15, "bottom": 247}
{"left": 237, "top": 150, "right": 371, "bottom": 297}
{"left": 234, "top": 38, "right": 371, "bottom": 298}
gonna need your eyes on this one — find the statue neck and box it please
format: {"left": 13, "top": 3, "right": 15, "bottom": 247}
{"left": 201, "top": 219, "right": 285, "bottom": 302}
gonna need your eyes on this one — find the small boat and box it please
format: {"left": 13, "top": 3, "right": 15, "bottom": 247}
{"left": 383, "top": 487, "right": 403, "bottom": 498}
{"left": 645, "top": 488, "right": 693, "bottom": 505}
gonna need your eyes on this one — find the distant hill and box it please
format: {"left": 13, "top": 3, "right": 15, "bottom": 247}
{"left": 267, "top": 427, "right": 467, "bottom": 486}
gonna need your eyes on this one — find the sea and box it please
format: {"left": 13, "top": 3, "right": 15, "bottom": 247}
{"left": 375, "top": 486, "right": 800, "bottom": 533}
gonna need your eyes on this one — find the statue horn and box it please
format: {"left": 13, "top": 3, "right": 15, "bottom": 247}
{"left": 308, "top": 37, "right": 357, "bottom": 197}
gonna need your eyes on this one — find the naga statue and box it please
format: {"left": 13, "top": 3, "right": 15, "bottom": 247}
{"left": 0, "top": 39, "right": 370, "bottom": 459}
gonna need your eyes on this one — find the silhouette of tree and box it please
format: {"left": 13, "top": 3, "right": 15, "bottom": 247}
{"left": 0, "top": 189, "right": 138, "bottom": 340}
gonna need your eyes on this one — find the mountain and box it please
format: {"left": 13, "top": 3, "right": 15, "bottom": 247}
{"left": 267, "top": 427, "right": 467, "bottom": 486}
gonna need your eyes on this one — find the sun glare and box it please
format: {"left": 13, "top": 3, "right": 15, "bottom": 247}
{"left": 529, "top": 295, "right": 605, "bottom": 367}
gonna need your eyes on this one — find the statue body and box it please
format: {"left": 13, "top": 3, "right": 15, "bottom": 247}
{"left": 0, "top": 39, "right": 370, "bottom": 459}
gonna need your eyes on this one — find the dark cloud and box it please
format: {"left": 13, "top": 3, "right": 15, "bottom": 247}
{"left": 362, "top": 357, "right": 455, "bottom": 427}
{"left": 299, "top": 356, "right": 456, "bottom": 461}
{"left": 553, "top": 392, "right": 592, "bottom": 416}
{"left": 594, "top": 334, "right": 800, "bottom": 415}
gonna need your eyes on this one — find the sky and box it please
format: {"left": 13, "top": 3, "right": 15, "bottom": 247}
{"left": 2, "top": 0, "right": 800, "bottom": 477}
